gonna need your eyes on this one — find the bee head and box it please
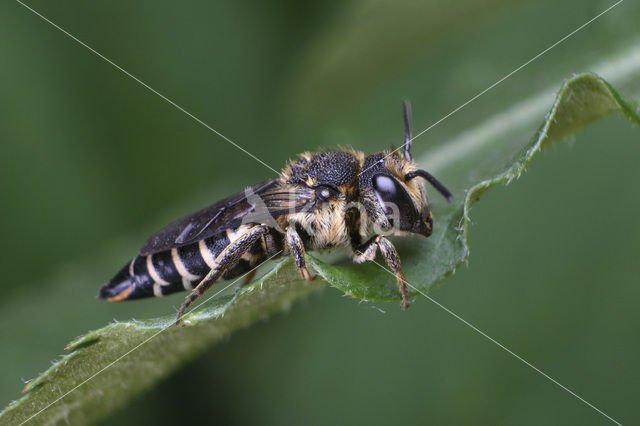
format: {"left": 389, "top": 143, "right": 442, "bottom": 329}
{"left": 358, "top": 154, "right": 426, "bottom": 236}
{"left": 358, "top": 100, "right": 452, "bottom": 237}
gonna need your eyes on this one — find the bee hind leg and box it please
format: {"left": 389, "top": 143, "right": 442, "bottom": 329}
{"left": 285, "top": 226, "right": 316, "bottom": 281}
{"left": 353, "top": 235, "right": 409, "bottom": 310}
{"left": 175, "top": 225, "right": 270, "bottom": 326}
{"left": 241, "top": 269, "right": 257, "bottom": 286}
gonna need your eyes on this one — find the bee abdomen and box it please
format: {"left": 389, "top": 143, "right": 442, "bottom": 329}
{"left": 98, "top": 233, "right": 233, "bottom": 301}
{"left": 98, "top": 227, "right": 281, "bottom": 302}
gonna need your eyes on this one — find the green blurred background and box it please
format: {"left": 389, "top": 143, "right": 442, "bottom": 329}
{"left": 1, "top": 0, "right": 639, "bottom": 424}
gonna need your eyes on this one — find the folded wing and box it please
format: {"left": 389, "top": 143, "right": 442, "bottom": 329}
{"left": 139, "top": 179, "right": 315, "bottom": 255}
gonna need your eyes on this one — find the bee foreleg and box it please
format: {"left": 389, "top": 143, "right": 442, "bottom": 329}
{"left": 175, "top": 225, "right": 269, "bottom": 326}
{"left": 285, "top": 226, "right": 316, "bottom": 281}
{"left": 353, "top": 235, "right": 409, "bottom": 310}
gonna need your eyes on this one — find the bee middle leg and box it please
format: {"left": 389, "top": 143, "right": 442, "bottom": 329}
{"left": 175, "top": 225, "right": 269, "bottom": 326}
{"left": 285, "top": 226, "right": 316, "bottom": 281}
{"left": 353, "top": 235, "right": 409, "bottom": 310}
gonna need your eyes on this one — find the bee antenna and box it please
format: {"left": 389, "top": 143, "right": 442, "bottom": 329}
{"left": 402, "top": 99, "right": 412, "bottom": 161}
{"left": 405, "top": 169, "right": 453, "bottom": 202}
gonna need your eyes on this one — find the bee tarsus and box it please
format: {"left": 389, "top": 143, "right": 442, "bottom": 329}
{"left": 285, "top": 225, "right": 317, "bottom": 282}
{"left": 175, "top": 224, "right": 270, "bottom": 326}
{"left": 354, "top": 235, "right": 410, "bottom": 310}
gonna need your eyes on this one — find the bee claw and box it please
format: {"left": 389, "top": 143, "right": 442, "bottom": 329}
{"left": 399, "top": 279, "right": 410, "bottom": 310}
{"left": 300, "top": 267, "right": 316, "bottom": 281}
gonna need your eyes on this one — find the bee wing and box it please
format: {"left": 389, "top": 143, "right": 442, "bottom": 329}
{"left": 139, "top": 179, "right": 315, "bottom": 255}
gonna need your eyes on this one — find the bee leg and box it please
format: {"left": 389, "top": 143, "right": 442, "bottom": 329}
{"left": 285, "top": 226, "right": 316, "bottom": 281}
{"left": 241, "top": 269, "right": 257, "bottom": 286}
{"left": 353, "top": 235, "right": 409, "bottom": 310}
{"left": 175, "top": 225, "right": 269, "bottom": 326}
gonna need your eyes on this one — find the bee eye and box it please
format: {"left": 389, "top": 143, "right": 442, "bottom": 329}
{"left": 315, "top": 186, "right": 335, "bottom": 201}
{"left": 372, "top": 175, "right": 397, "bottom": 201}
{"left": 372, "top": 174, "right": 417, "bottom": 226}
{"left": 372, "top": 175, "right": 398, "bottom": 214}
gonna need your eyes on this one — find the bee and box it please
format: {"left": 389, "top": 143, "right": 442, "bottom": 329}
{"left": 98, "top": 101, "right": 452, "bottom": 326}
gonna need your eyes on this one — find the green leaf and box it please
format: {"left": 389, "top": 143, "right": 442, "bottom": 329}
{"left": 0, "top": 258, "right": 324, "bottom": 425}
{"left": 2, "top": 71, "right": 638, "bottom": 426}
